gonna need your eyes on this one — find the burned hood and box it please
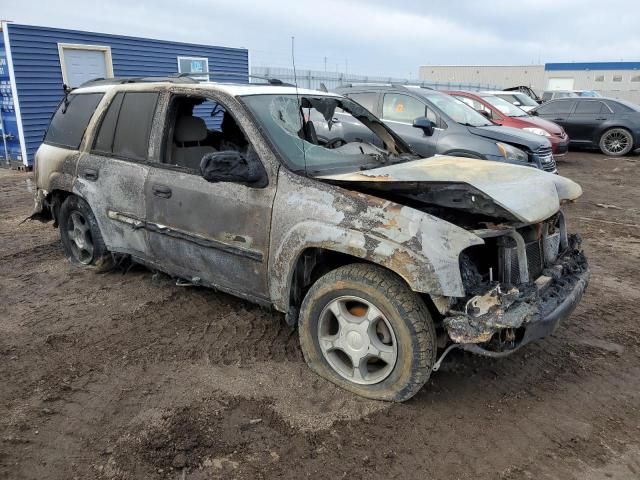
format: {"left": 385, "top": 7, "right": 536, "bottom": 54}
{"left": 318, "top": 156, "right": 582, "bottom": 224}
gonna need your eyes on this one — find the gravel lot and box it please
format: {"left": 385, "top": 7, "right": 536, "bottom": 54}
{"left": 1, "top": 151, "right": 639, "bottom": 480}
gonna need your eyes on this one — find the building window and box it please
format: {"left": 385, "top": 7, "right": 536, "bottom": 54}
{"left": 57, "top": 43, "right": 114, "bottom": 88}
{"left": 177, "top": 56, "right": 209, "bottom": 81}
{"left": 595, "top": 75, "right": 605, "bottom": 82}
{"left": 631, "top": 75, "right": 640, "bottom": 82}
{"left": 613, "top": 75, "right": 623, "bottom": 82}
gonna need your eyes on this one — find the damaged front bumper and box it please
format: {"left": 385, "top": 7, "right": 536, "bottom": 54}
{"left": 443, "top": 236, "right": 589, "bottom": 357}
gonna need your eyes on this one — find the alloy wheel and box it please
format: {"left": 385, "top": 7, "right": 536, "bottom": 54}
{"left": 66, "top": 211, "right": 95, "bottom": 265}
{"left": 317, "top": 295, "right": 397, "bottom": 385}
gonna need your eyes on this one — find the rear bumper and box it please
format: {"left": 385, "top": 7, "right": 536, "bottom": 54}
{"left": 444, "top": 239, "right": 589, "bottom": 357}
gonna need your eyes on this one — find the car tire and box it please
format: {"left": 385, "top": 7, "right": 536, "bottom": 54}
{"left": 58, "top": 195, "right": 110, "bottom": 268}
{"left": 298, "top": 263, "right": 437, "bottom": 402}
{"left": 599, "top": 128, "right": 634, "bottom": 156}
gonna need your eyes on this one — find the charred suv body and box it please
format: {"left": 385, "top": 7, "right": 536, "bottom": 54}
{"left": 32, "top": 78, "right": 589, "bottom": 401}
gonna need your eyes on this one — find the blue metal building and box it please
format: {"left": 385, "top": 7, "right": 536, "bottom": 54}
{"left": 0, "top": 22, "right": 249, "bottom": 168}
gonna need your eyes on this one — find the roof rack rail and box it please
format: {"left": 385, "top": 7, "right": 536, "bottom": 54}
{"left": 78, "top": 76, "right": 198, "bottom": 88}
{"left": 174, "top": 71, "right": 294, "bottom": 86}
{"left": 78, "top": 72, "right": 295, "bottom": 89}
{"left": 338, "top": 82, "right": 435, "bottom": 91}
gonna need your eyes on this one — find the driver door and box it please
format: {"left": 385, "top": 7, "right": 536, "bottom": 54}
{"left": 380, "top": 92, "right": 443, "bottom": 158}
{"left": 144, "top": 93, "right": 277, "bottom": 299}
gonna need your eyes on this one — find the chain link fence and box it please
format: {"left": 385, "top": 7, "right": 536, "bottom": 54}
{"left": 251, "top": 66, "right": 499, "bottom": 92}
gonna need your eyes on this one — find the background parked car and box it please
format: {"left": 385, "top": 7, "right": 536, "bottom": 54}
{"left": 335, "top": 84, "right": 557, "bottom": 172}
{"left": 504, "top": 86, "right": 543, "bottom": 104}
{"left": 448, "top": 90, "right": 569, "bottom": 156}
{"left": 482, "top": 90, "right": 540, "bottom": 112}
{"left": 531, "top": 97, "right": 640, "bottom": 156}
{"left": 541, "top": 90, "right": 601, "bottom": 101}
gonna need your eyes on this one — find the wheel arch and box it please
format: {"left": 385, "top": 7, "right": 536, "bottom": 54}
{"left": 598, "top": 125, "right": 635, "bottom": 152}
{"left": 269, "top": 221, "right": 477, "bottom": 324}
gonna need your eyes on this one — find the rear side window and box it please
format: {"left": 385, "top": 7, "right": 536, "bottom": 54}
{"left": 93, "top": 92, "right": 158, "bottom": 161}
{"left": 347, "top": 92, "right": 378, "bottom": 113}
{"left": 574, "top": 101, "right": 606, "bottom": 114}
{"left": 44, "top": 93, "right": 104, "bottom": 149}
{"left": 93, "top": 93, "right": 124, "bottom": 153}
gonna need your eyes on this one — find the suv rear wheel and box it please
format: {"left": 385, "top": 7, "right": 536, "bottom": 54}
{"left": 59, "top": 195, "right": 109, "bottom": 267}
{"left": 298, "top": 264, "right": 436, "bottom": 402}
{"left": 599, "top": 128, "right": 633, "bottom": 156}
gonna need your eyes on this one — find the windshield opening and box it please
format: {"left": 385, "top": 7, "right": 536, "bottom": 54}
{"left": 241, "top": 94, "right": 417, "bottom": 175}
{"left": 422, "top": 91, "right": 493, "bottom": 127}
{"left": 481, "top": 95, "right": 529, "bottom": 117}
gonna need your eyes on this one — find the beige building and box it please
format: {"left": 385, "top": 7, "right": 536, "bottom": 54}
{"left": 419, "top": 63, "right": 640, "bottom": 103}
{"left": 418, "top": 65, "right": 545, "bottom": 91}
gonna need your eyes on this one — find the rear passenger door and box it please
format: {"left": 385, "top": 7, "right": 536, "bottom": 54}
{"left": 76, "top": 90, "right": 159, "bottom": 258}
{"left": 567, "top": 100, "right": 613, "bottom": 142}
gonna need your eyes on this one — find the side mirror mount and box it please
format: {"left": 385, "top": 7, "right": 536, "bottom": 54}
{"left": 200, "top": 151, "right": 264, "bottom": 184}
{"left": 413, "top": 117, "right": 435, "bottom": 136}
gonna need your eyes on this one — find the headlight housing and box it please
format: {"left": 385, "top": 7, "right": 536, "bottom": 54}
{"left": 523, "top": 127, "right": 551, "bottom": 137}
{"left": 496, "top": 142, "right": 528, "bottom": 163}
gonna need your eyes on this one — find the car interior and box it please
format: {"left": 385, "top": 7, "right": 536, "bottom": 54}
{"left": 163, "top": 95, "right": 249, "bottom": 171}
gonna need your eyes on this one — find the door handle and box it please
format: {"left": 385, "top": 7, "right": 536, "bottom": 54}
{"left": 82, "top": 168, "right": 99, "bottom": 181}
{"left": 595, "top": 117, "right": 607, "bottom": 121}
{"left": 553, "top": 118, "right": 565, "bottom": 121}
{"left": 152, "top": 184, "right": 172, "bottom": 198}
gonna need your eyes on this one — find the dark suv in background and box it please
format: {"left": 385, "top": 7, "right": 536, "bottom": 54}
{"left": 532, "top": 97, "right": 640, "bottom": 156}
{"left": 335, "top": 84, "right": 557, "bottom": 172}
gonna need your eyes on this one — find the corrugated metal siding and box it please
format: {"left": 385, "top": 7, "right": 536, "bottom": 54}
{"left": 7, "top": 23, "right": 248, "bottom": 165}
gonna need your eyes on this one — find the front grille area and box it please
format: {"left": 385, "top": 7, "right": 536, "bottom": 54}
{"left": 501, "top": 240, "right": 544, "bottom": 284}
{"left": 498, "top": 228, "right": 562, "bottom": 285}
{"left": 535, "top": 146, "right": 557, "bottom": 173}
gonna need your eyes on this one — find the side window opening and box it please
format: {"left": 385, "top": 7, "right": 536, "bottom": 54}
{"left": 163, "top": 95, "right": 250, "bottom": 172}
{"left": 44, "top": 93, "right": 104, "bottom": 149}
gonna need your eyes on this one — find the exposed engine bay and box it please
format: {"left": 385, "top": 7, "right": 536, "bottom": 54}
{"left": 445, "top": 215, "right": 589, "bottom": 354}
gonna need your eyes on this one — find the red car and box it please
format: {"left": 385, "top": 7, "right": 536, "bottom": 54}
{"left": 447, "top": 90, "right": 569, "bottom": 156}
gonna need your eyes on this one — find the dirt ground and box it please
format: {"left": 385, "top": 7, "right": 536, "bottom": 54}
{"left": 1, "top": 151, "right": 639, "bottom": 480}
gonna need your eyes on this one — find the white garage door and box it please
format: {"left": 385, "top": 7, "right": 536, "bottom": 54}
{"left": 59, "top": 45, "right": 113, "bottom": 87}
{"left": 547, "top": 78, "right": 575, "bottom": 91}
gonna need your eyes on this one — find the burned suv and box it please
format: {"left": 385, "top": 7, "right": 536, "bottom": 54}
{"left": 32, "top": 77, "right": 589, "bottom": 402}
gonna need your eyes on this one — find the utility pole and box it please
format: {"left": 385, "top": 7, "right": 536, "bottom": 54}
{"left": 324, "top": 56, "right": 327, "bottom": 72}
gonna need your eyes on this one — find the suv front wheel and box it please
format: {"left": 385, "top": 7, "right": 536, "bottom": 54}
{"left": 299, "top": 264, "right": 436, "bottom": 402}
{"left": 59, "top": 195, "right": 109, "bottom": 267}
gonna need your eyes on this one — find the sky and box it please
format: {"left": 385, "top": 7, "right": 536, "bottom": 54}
{"left": 2, "top": 0, "right": 640, "bottom": 77}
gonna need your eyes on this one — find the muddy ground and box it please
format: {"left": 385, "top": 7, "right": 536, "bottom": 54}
{"left": 1, "top": 151, "right": 639, "bottom": 480}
